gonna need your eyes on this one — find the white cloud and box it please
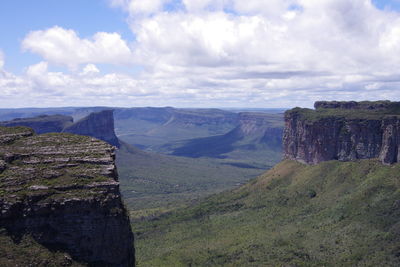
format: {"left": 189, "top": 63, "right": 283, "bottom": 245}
{"left": 232, "top": 0, "right": 295, "bottom": 16}
{"left": 27, "top": 61, "right": 48, "bottom": 77}
{"left": 128, "top": 0, "right": 166, "bottom": 14}
{"left": 182, "top": 0, "right": 229, "bottom": 12}
{"left": 81, "top": 64, "right": 100, "bottom": 76}
{"left": 22, "top": 26, "right": 134, "bottom": 69}
{"left": 7, "top": 0, "right": 400, "bottom": 108}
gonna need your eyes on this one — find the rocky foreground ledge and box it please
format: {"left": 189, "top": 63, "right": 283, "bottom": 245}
{"left": 0, "top": 126, "right": 134, "bottom": 266}
{"left": 284, "top": 101, "right": 400, "bottom": 165}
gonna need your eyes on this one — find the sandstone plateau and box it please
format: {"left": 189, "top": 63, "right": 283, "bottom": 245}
{"left": 284, "top": 101, "right": 400, "bottom": 165}
{"left": 0, "top": 110, "right": 120, "bottom": 148}
{"left": 0, "top": 126, "right": 134, "bottom": 266}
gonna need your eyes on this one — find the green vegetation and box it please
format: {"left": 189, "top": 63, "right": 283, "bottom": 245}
{"left": 134, "top": 160, "right": 400, "bottom": 266}
{"left": 288, "top": 104, "right": 400, "bottom": 122}
{"left": 0, "top": 128, "right": 115, "bottom": 203}
{"left": 116, "top": 142, "right": 279, "bottom": 217}
{"left": 0, "top": 126, "right": 33, "bottom": 135}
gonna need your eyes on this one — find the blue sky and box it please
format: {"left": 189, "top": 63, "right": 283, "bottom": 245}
{"left": 0, "top": 0, "right": 133, "bottom": 73}
{"left": 1, "top": 0, "right": 399, "bottom": 73}
{"left": 373, "top": 0, "right": 400, "bottom": 9}
{"left": 1, "top": 0, "right": 400, "bottom": 108}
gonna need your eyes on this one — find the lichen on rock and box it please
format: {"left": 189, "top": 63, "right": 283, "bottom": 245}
{"left": 0, "top": 126, "right": 134, "bottom": 266}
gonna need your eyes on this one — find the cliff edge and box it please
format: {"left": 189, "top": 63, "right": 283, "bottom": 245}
{"left": 63, "top": 110, "right": 120, "bottom": 148}
{"left": 0, "top": 115, "right": 73, "bottom": 134}
{"left": 0, "top": 126, "right": 134, "bottom": 266}
{"left": 284, "top": 101, "right": 400, "bottom": 165}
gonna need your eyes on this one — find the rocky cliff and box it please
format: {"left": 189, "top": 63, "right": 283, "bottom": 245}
{"left": 0, "top": 126, "right": 134, "bottom": 266}
{"left": 0, "top": 115, "right": 73, "bottom": 134}
{"left": 63, "top": 110, "right": 120, "bottom": 148}
{"left": 284, "top": 101, "right": 400, "bottom": 165}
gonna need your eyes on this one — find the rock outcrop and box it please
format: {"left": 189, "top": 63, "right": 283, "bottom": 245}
{"left": 63, "top": 110, "right": 120, "bottom": 148}
{"left": 284, "top": 101, "right": 400, "bottom": 165}
{"left": 0, "top": 126, "right": 134, "bottom": 266}
{"left": 0, "top": 115, "right": 73, "bottom": 134}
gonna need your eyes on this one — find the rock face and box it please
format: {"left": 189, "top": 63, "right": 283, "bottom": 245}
{"left": 284, "top": 101, "right": 400, "bottom": 165}
{"left": 63, "top": 110, "right": 120, "bottom": 148}
{"left": 0, "top": 115, "right": 73, "bottom": 134}
{"left": 233, "top": 112, "right": 283, "bottom": 147}
{"left": 0, "top": 126, "right": 135, "bottom": 266}
{"left": 0, "top": 110, "right": 120, "bottom": 148}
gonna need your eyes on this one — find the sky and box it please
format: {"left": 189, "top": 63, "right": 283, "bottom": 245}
{"left": 1, "top": 0, "right": 400, "bottom": 108}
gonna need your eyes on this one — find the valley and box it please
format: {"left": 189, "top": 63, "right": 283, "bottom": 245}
{"left": 2, "top": 101, "right": 400, "bottom": 266}
{"left": 0, "top": 107, "right": 285, "bottom": 218}
{"left": 3, "top": 1, "right": 400, "bottom": 266}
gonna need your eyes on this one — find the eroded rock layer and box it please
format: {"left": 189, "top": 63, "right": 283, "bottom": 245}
{"left": 284, "top": 101, "right": 400, "bottom": 165}
{"left": 0, "top": 126, "right": 134, "bottom": 266}
{"left": 63, "top": 110, "right": 120, "bottom": 148}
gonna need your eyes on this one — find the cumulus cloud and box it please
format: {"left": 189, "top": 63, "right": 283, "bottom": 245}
{"left": 8, "top": 0, "right": 400, "bottom": 107}
{"left": 123, "top": 0, "right": 400, "bottom": 107}
{"left": 81, "top": 64, "right": 100, "bottom": 76}
{"left": 22, "top": 26, "right": 134, "bottom": 69}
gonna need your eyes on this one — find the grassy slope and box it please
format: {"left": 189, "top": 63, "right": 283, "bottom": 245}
{"left": 116, "top": 142, "right": 277, "bottom": 217}
{"left": 134, "top": 160, "right": 400, "bottom": 266}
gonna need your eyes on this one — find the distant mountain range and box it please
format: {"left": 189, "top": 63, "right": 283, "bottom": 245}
{"left": 0, "top": 106, "right": 285, "bottom": 154}
{"left": 162, "top": 112, "right": 283, "bottom": 159}
{"left": 0, "top": 110, "right": 119, "bottom": 147}
{"left": 0, "top": 107, "right": 285, "bottom": 214}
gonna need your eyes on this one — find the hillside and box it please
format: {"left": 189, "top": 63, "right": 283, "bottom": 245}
{"left": 163, "top": 113, "right": 283, "bottom": 162}
{"left": 134, "top": 159, "right": 400, "bottom": 266}
{"left": 114, "top": 107, "right": 239, "bottom": 149}
{"left": 115, "top": 142, "right": 272, "bottom": 216}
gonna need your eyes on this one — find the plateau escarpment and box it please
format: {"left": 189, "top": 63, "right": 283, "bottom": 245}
{"left": 168, "top": 112, "right": 283, "bottom": 159}
{"left": 232, "top": 112, "right": 283, "bottom": 148}
{"left": 0, "top": 126, "right": 134, "bottom": 266}
{"left": 284, "top": 101, "right": 400, "bottom": 164}
{"left": 0, "top": 115, "right": 73, "bottom": 134}
{"left": 63, "top": 110, "right": 120, "bottom": 148}
{"left": 0, "top": 110, "right": 120, "bottom": 148}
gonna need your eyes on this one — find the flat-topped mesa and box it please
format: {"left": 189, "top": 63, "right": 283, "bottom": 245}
{"left": 284, "top": 101, "right": 400, "bottom": 165}
{"left": 0, "top": 126, "right": 134, "bottom": 266}
{"left": 63, "top": 109, "right": 120, "bottom": 148}
{"left": 0, "top": 115, "right": 73, "bottom": 134}
{"left": 314, "top": 100, "right": 400, "bottom": 110}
